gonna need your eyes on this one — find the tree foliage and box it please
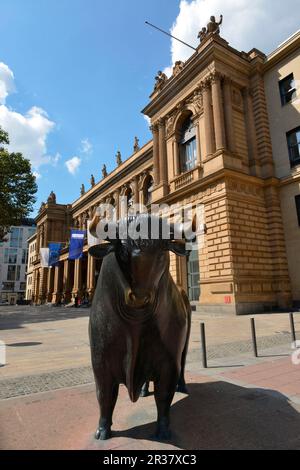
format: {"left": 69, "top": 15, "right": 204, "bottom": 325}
{"left": 0, "top": 126, "right": 37, "bottom": 240}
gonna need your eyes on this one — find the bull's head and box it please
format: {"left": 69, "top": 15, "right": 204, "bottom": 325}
{"left": 89, "top": 214, "right": 196, "bottom": 309}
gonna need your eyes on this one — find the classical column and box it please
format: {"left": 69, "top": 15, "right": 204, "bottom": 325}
{"left": 211, "top": 72, "right": 226, "bottom": 151}
{"left": 52, "top": 264, "right": 62, "bottom": 304}
{"left": 114, "top": 188, "right": 120, "bottom": 220}
{"left": 195, "top": 119, "right": 202, "bottom": 165}
{"left": 133, "top": 176, "right": 139, "bottom": 205}
{"left": 47, "top": 267, "right": 55, "bottom": 302}
{"left": 173, "top": 134, "right": 180, "bottom": 177}
{"left": 158, "top": 118, "right": 168, "bottom": 184}
{"left": 87, "top": 254, "right": 96, "bottom": 299}
{"left": 63, "top": 260, "right": 72, "bottom": 303}
{"left": 151, "top": 123, "right": 160, "bottom": 185}
{"left": 223, "top": 77, "right": 236, "bottom": 153}
{"left": 242, "top": 87, "right": 260, "bottom": 176}
{"left": 72, "top": 259, "right": 82, "bottom": 298}
{"left": 202, "top": 80, "right": 214, "bottom": 158}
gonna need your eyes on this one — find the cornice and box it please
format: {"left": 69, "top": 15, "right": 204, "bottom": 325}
{"left": 142, "top": 35, "right": 251, "bottom": 119}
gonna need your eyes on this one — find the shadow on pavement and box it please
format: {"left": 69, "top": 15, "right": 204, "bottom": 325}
{"left": 113, "top": 382, "right": 300, "bottom": 450}
{"left": 0, "top": 306, "right": 90, "bottom": 330}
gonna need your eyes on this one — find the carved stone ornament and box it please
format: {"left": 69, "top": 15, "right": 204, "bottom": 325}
{"left": 154, "top": 70, "right": 168, "bottom": 92}
{"left": 47, "top": 191, "right": 56, "bottom": 204}
{"left": 198, "top": 14, "right": 223, "bottom": 42}
{"left": 172, "top": 61, "right": 184, "bottom": 77}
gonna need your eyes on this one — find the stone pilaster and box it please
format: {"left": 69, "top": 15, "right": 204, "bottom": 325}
{"left": 242, "top": 87, "right": 261, "bottom": 176}
{"left": 202, "top": 80, "right": 214, "bottom": 158}
{"left": 223, "top": 77, "right": 236, "bottom": 154}
{"left": 250, "top": 71, "right": 274, "bottom": 178}
{"left": 211, "top": 72, "right": 226, "bottom": 152}
{"left": 158, "top": 118, "right": 168, "bottom": 185}
{"left": 150, "top": 123, "right": 160, "bottom": 185}
{"left": 47, "top": 267, "right": 55, "bottom": 303}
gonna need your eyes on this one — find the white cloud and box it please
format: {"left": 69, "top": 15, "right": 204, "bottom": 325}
{"left": 33, "top": 171, "right": 42, "bottom": 180}
{"left": 0, "top": 62, "right": 15, "bottom": 104}
{"left": 167, "top": 0, "right": 300, "bottom": 67}
{"left": 80, "top": 138, "right": 93, "bottom": 155}
{"left": 65, "top": 156, "right": 81, "bottom": 175}
{"left": 0, "top": 62, "right": 56, "bottom": 171}
{"left": 0, "top": 104, "right": 55, "bottom": 168}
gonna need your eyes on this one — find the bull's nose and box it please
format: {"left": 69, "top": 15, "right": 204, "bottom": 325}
{"left": 126, "top": 290, "right": 151, "bottom": 308}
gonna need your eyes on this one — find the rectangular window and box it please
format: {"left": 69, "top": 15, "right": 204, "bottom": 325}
{"left": 2, "top": 282, "right": 14, "bottom": 292}
{"left": 4, "top": 249, "right": 18, "bottom": 264}
{"left": 9, "top": 228, "right": 20, "bottom": 248}
{"left": 296, "top": 195, "right": 300, "bottom": 227}
{"left": 20, "top": 282, "right": 26, "bottom": 290}
{"left": 279, "top": 73, "right": 296, "bottom": 105}
{"left": 22, "top": 249, "right": 27, "bottom": 264}
{"left": 180, "top": 137, "right": 197, "bottom": 173}
{"left": 287, "top": 127, "right": 300, "bottom": 167}
{"left": 7, "top": 265, "right": 16, "bottom": 281}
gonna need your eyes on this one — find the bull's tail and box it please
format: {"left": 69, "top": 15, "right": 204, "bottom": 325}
{"left": 177, "top": 289, "right": 191, "bottom": 394}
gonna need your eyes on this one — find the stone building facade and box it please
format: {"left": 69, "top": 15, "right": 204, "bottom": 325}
{"left": 27, "top": 27, "right": 300, "bottom": 314}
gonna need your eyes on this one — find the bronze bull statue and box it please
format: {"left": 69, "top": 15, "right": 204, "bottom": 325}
{"left": 88, "top": 214, "right": 193, "bottom": 440}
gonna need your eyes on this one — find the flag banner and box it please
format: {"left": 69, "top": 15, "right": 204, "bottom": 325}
{"left": 87, "top": 221, "right": 101, "bottom": 247}
{"left": 49, "top": 243, "right": 62, "bottom": 267}
{"left": 69, "top": 230, "right": 85, "bottom": 260}
{"left": 40, "top": 248, "right": 50, "bottom": 268}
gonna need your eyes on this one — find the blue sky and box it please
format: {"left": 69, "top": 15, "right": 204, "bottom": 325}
{"left": 0, "top": 0, "right": 299, "bottom": 215}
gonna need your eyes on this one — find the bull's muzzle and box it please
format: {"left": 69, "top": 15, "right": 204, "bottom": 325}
{"left": 124, "top": 289, "right": 152, "bottom": 309}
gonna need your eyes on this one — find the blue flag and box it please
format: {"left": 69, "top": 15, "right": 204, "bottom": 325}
{"left": 49, "top": 243, "right": 62, "bottom": 267}
{"left": 69, "top": 230, "right": 85, "bottom": 260}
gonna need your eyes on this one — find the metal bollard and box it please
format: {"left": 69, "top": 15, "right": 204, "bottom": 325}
{"left": 250, "top": 318, "right": 258, "bottom": 358}
{"left": 200, "top": 322, "right": 208, "bottom": 369}
{"left": 290, "top": 313, "right": 297, "bottom": 343}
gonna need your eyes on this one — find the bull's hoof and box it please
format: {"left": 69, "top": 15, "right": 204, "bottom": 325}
{"left": 95, "top": 427, "right": 112, "bottom": 441}
{"left": 140, "top": 390, "right": 150, "bottom": 398}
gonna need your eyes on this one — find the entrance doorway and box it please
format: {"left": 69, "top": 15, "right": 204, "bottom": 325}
{"left": 187, "top": 249, "right": 200, "bottom": 301}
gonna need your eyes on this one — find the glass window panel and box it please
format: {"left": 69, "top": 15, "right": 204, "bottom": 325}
{"left": 7, "top": 265, "right": 16, "bottom": 281}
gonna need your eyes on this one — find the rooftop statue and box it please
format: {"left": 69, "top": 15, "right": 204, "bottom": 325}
{"left": 154, "top": 70, "right": 168, "bottom": 92}
{"left": 102, "top": 164, "right": 108, "bottom": 178}
{"left": 80, "top": 184, "right": 85, "bottom": 196}
{"left": 47, "top": 191, "right": 56, "bottom": 204}
{"left": 133, "top": 136, "right": 140, "bottom": 153}
{"left": 90, "top": 174, "right": 95, "bottom": 187}
{"left": 116, "top": 151, "right": 122, "bottom": 166}
{"left": 172, "top": 60, "right": 185, "bottom": 77}
{"left": 198, "top": 14, "right": 223, "bottom": 42}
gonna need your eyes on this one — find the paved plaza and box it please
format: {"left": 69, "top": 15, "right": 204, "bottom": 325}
{"left": 0, "top": 305, "right": 300, "bottom": 449}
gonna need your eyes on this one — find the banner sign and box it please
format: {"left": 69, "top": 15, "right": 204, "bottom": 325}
{"left": 49, "top": 243, "right": 62, "bottom": 267}
{"left": 69, "top": 230, "right": 85, "bottom": 260}
{"left": 40, "top": 248, "right": 50, "bottom": 268}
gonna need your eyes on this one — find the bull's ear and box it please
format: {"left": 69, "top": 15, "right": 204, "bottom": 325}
{"left": 168, "top": 240, "right": 188, "bottom": 257}
{"left": 88, "top": 242, "right": 115, "bottom": 259}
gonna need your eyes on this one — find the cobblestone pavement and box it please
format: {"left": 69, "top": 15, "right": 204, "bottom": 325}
{"left": 0, "top": 331, "right": 296, "bottom": 399}
{"left": 0, "top": 305, "right": 299, "bottom": 399}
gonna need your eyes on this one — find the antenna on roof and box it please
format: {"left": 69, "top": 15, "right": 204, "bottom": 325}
{"left": 145, "top": 21, "right": 197, "bottom": 51}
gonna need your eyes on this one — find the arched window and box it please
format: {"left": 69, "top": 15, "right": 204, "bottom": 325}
{"left": 179, "top": 116, "right": 197, "bottom": 173}
{"left": 126, "top": 188, "right": 133, "bottom": 209}
{"left": 144, "top": 176, "right": 154, "bottom": 206}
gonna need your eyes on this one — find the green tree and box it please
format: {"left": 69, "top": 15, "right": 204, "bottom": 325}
{"left": 0, "top": 126, "right": 37, "bottom": 241}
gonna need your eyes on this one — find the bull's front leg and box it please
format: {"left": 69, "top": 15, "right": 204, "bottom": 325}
{"left": 154, "top": 364, "right": 179, "bottom": 441}
{"left": 94, "top": 372, "right": 119, "bottom": 441}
